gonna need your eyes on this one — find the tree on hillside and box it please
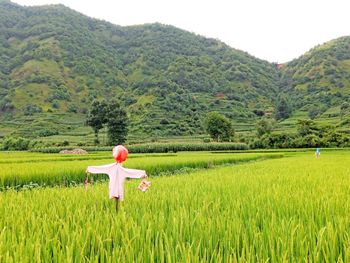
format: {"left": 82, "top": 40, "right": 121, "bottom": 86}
{"left": 340, "top": 102, "right": 349, "bottom": 119}
{"left": 204, "top": 112, "right": 234, "bottom": 142}
{"left": 256, "top": 118, "right": 274, "bottom": 137}
{"left": 87, "top": 100, "right": 128, "bottom": 145}
{"left": 297, "top": 119, "right": 318, "bottom": 137}
{"left": 308, "top": 105, "right": 326, "bottom": 120}
{"left": 86, "top": 100, "right": 107, "bottom": 144}
{"left": 106, "top": 100, "right": 128, "bottom": 145}
{"left": 275, "top": 96, "right": 292, "bottom": 120}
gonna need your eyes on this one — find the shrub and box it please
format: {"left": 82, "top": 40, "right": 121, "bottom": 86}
{"left": 23, "top": 104, "right": 43, "bottom": 116}
{"left": 2, "top": 136, "right": 31, "bottom": 150}
{"left": 60, "top": 140, "right": 70, "bottom": 147}
{"left": 36, "top": 129, "right": 59, "bottom": 137}
{"left": 202, "top": 138, "right": 211, "bottom": 143}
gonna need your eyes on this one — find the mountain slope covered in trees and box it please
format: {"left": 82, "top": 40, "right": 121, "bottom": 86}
{"left": 0, "top": 1, "right": 280, "bottom": 139}
{"left": 0, "top": 0, "right": 349, "bottom": 143}
{"left": 280, "top": 37, "right": 350, "bottom": 120}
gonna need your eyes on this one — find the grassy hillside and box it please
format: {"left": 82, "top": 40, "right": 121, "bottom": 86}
{"left": 0, "top": 1, "right": 349, "bottom": 144}
{"left": 280, "top": 37, "right": 350, "bottom": 132}
{"left": 0, "top": 1, "right": 280, "bottom": 141}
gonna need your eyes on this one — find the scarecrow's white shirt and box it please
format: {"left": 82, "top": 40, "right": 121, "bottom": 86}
{"left": 87, "top": 163, "right": 146, "bottom": 200}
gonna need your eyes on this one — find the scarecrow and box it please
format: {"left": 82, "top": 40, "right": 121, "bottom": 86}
{"left": 85, "top": 145, "right": 150, "bottom": 212}
{"left": 315, "top": 147, "right": 320, "bottom": 158}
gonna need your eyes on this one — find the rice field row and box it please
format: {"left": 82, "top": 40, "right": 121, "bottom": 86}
{"left": 0, "top": 151, "right": 283, "bottom": 189}
{"left": 0, "top": 151, "right": 349, "bottom": 261}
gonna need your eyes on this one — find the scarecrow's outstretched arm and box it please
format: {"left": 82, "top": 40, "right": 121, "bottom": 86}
{"left": 86, "top": 163, "right": 114, "bottom": 175}
{"left": 122, "top": 167, "right": 147, "bottom": 179}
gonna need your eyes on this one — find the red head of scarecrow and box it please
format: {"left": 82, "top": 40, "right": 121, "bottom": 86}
{"left": 112, "top": 145, "right": 129, "bottom": 163}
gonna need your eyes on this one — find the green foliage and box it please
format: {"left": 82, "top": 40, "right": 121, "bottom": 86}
{"left": 58, "top": 140, "right": 69, "bottom": 146}
{"left": 127, "top": 142, "right": 247, "bottom": 153}
{"left": 274, "top": 95, "right": 292, "bottom": 120}
{"left": 256, "top": 118, "right": 274, "bottom": 137}
{"left": 29, "top": 142, "right": 248, "bottom": 153}
{"left": 106, "top": 100, "right": 128, "bottom": 145}
{"left": 36, "top": 128, "right": 58, "bottom": 137}
{"left": 202, "top": 137, "right": 211, "bottom": 143}
{"left": 86, "top": 100, "right": 128, "bottom": 145}
{"left": 1, "top": 2, "right": 350, "bottom": 141}
{"left": 48, "top": 85, "right": 70, "bottom": 101}
{"left": 0, "top": 96, "right": 14, "bottom": 112}
{"left": 2, "top": 136, "right": 30, "bottom": 150}
{"left": 250, "top": 120, "right": 350, "bottom": 149}
{"left": 340, "top": 102, "right": 350, "bottom": 119}
{"left": 280, "top": 36, "right": 350, "bottom": 112}
{"left": 86, "top": 100, "right": 108, "bottom": 144}
{"left": 250, "top": 133, "right": 296, "bottom": 149}
{"left": 322, "top": 130, "right": 350, "bottom": 147}
{"left": 51, "top": 100, "right": 60, "bottom": 109}
{"left": 308, "top": 105, "right": 327, "bottom": 119}
{"left": 23, "top": 104, "right": 42, "bottom": 116}
{"left": 0, "top": 1, "right": 280, "bottom": 139}
{"left": 204, "top": 112, "right": 234, "bottom": 142}
{"left": 67, "top": 104, "right": 78, "bottom": 113}
{"left": 297, "top": 119, "right": 318, "bottom": 137}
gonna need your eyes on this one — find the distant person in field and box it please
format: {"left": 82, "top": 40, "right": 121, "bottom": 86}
{"left": 315, "top": 147, "right": 320, "bottom": 158}
{"left": 85, "top": 145, "right": 148, "bottom": 212}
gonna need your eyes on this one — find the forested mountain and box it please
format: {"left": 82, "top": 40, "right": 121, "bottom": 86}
{"left": 0, "top": 0, "right": 349, "bottom": 142}
{"left": 280, "top": 37, "right": 350, "bottom": 117}
{"left": 0, "top": 1, "right": 280, "bottom": 138}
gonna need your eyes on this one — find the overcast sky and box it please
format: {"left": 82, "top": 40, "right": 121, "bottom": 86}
{"left": 12, "top": 0, "right": 350, "bottom": 63}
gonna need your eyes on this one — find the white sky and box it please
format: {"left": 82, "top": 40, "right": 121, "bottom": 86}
{"left": 12, "top": 0, "right": 350, "bottom": 63}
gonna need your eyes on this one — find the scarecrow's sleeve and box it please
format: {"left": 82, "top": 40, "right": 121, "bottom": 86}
{"left": 86, "top": 163, "right": 114, "bottom": 175}
{"left": 122, "top": 167, "right": 147, "bottom": 179}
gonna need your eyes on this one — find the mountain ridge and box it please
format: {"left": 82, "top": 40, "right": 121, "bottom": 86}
{"left": 0, "top": 1, "right": 349, "bottom": 143}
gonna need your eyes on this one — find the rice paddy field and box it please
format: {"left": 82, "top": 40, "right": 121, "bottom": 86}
{"left": 1, "top": 150, "right": 350, "bottom": 262}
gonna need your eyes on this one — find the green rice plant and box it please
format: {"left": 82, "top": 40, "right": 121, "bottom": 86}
{"left": 0, "top": 152, "right": 282, "bottom": 188}
{"left": 0, "top": 151, "right": 349, "bottom": 261}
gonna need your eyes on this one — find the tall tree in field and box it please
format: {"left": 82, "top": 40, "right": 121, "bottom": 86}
{"left": 204, "top": 111, "right": 234, "bottom": 142}
{"left": 106, "top": 100, "right": 128, "bottom": 145}
{"left": 86, "top": 100, "right": 107, "bottom": 144}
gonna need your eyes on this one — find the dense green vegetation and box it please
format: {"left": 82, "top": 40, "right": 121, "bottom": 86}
{"left": 280, "top": 37, "right": 350, "bottom": 131}
{"left": 204, "top": 111, "right": 234, "bottom": 141}
{"left": 281, "top": 37, "right": 350, "bottom": 110}
{"left": 250, "top": 119, "right": 350, "bottom": 148}
{"left": 27, "top": 142, "right": 248, "bottom": 153}
{"left": 1, "top": 150, "right": 350, "bottom": 261}
{"left": 0, "top": 1, "right": 349, "bottom": 146}
{"left": 86, "top": 100, "right": 128, "bottom": 145}
{"left": 0, "top": 1, "right": 279, "bottom": 140}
